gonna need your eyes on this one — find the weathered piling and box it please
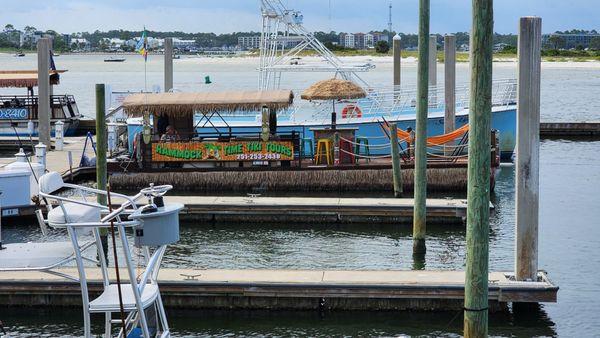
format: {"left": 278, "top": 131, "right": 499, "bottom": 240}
{"left": 37, "top": 38, "right": 51, "bottom": 149}
{"left": 164, "top": 38, "right": 173, "bottom": 92}
{"left": 95, "top": 84, "right": 107, "bottom": 205}
{"left": 516, "top": 17, "right": 542, "bottom": 282}
{"left": 390, "top": 123, "right": 403, "bottom": 197}
{"left": 464, "top": 0, "right": 493, "bottom": 336}
{"left": 95, "top": 84, "right": 108, "bottom": 260}
{"left": 393, "top": 34, "right": 402, "bottom": 90}
{"left": 429, "top": 35, "right": 437, "bottom": 87}
{"left": 413, "top": 0, "right": 430, "bottom": 254}
{"left": 444, "top": 34, "right": 456, "bottom": 134}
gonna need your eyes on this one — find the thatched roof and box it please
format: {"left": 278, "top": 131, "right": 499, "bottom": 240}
{"left": 301, "top": 78, "right": 366, "bottom": 101}
{"left": 122, "top": 90, "right": 295, "bottom": 116}
{"left": 0, "top": 70, "right": 65, "bottom": 88}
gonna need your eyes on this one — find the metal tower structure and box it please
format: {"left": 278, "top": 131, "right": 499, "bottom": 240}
{"left": 388, "top": 1, "right": 393, "bottom": 41}
{"left": 259, "top": 0, "right": 375, "bottom": 90}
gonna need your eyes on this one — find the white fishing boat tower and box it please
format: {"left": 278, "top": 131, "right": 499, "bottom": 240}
{"left": 259, "top": 0, "right": 375, "bottom": 90}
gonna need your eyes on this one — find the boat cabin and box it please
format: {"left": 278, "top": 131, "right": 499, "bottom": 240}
{"left": 121, "top": 90, "right": 299, "bottom": 169}
{"left": 0, "top": 70, "right": 82, "bottom": 136}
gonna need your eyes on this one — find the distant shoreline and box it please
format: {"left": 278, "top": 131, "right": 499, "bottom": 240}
{"left": 1, "top": 49, "right": 599, "bottom": 63}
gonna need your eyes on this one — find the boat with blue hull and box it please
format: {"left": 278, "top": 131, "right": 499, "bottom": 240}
{"left": 126, "top": 79, "right": 517, "bottom": 161}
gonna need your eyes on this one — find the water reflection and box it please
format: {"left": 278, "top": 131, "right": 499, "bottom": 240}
{"left": 0, "top": 307, "right": 556, "bottom": 337}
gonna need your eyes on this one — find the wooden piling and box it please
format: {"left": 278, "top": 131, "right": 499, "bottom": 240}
{"left": 429, "top": 35, "right": 437, "bottom": 87}
{"left": 413, "top": 0, "right": 430, "bottom": 254}
{"left": 516, "top": 17, "right": 542, "bottom": 282}
{"left": 95, "top": 84, "right": 107, "bottom": 204}
{"left": 37, "top": 38, "right": 51, "bottom": 149}
{"left": 164, "top": 38, "right": 173, "bottom": 92}
{"left": 444, "top": 34, "right": 456, "bottom": 134}
{"left": 464, "top": 0, "right": 493, "bottom": 336}
{"left": 390, "top": 123, "right": 403, "bottom": 197}
{"left": 393, "top": 34, "right": 402, "bottom": 91}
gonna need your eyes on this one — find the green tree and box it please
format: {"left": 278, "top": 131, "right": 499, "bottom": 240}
{"left": 590, "top": 37, "right": 600, "bottom": 51}
{"left": 375, "top": 40, "right": 390, "bottom": 53}
{"left": 4, "top": 24, "right": 14, "bottom": 32}
{"left": 548, "top": 35, "right": 565, "bottom": 50}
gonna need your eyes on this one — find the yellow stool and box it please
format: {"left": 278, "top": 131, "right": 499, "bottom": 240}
{"left": 315, "top": 139, "right": 333, "bottom": 165}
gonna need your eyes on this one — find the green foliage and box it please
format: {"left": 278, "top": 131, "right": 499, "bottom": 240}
{"left": 590, "top": 37, "right": 600, "bottom": 51}
{"left": 548, "top": 35, "right": 566, "bottom": 50}
{"left": 375, "top": 40, "right": 390, "bottom": 53}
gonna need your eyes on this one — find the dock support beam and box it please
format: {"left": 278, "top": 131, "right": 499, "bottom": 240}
{"left": 444, "top": 34, "right": 456, "bottom": 135}
{"left": 464, "top": 0, "right": 493, "bottom": 336}
{"left": 390, "top": 123, "right": 403, "bottom": 197}
{"left": 164, "top": 38, "right": 173, "bottom": 92}
{"left": 37, "top": 38, "right": 51, "bottom": 149}
{"left": 393, "top": 34, "right": 402, "bottom": 92}
{"left": 413, "top": 0, "right": 430, "bottom": 255}
{"left": 516, "top": 17, "right": 542, "bottom": 282}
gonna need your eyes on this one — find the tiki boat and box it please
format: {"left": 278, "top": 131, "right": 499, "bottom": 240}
{"left": 108, "top": 88, "right": 499, "bottom": 193}
{"left": 127, "top": 79, "right": 516, "bottom": 162}
{"left": 0, "top": 70, "right": 84, "bottom": 136}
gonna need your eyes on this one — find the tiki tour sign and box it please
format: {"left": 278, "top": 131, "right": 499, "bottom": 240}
{"left": 152, "top": 141, "right": 294, "bottom": 162}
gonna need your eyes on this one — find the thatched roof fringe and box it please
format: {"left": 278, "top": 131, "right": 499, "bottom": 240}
{"left": 0, "top": 71, "right": 63, "bottom": 88}
{"left": 122, "top": 90, "right": 295, "bottom": 116}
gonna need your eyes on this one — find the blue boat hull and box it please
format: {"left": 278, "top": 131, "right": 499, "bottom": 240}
{"left": 128, "top": 107, "right": 516, "bottom": 161}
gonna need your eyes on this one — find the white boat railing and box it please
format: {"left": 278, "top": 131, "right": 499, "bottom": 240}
{"left": 285, "top": 78, "right": 517, "bottom": 123}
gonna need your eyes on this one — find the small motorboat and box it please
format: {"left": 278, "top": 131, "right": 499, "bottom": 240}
{"left": 14, "top": 52, "right": 25, "bottom": 57}
{"left": 104, "top": 56, "right": 126, "bottom": 62}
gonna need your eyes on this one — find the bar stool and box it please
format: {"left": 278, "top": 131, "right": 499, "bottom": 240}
{"left": 301, "top": 138, "right": 314, "bottom": 159}
{"left": 354, "top": 136, "right": 371, "bottom": 163}
{"left": 315, "top": 138, "right": 333, "bottom": 165}
{"left": 339, "top": 139, "right": 355, "bottom": 164}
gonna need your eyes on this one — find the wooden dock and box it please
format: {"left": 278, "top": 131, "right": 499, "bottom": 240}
{"left": 540, "top": 122, "right": 600, "bottom": 138}
{"left": 168, "top": 196, "right": 479, "bottom": 224}
{"left": 0, "top": 268, "right": 558, "bottom": 311}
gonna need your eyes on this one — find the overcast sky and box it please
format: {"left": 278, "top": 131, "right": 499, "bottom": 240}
{"left": 1, "top": 0, "right": 597, "bottom": 34}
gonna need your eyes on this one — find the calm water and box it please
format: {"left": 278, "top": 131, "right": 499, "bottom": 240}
{"left": 1, "top": 53, "right": 599, "bottom": 122}
{"left": 1, "top": 140, "right": 598, "bottom": 337}
{"left": 1, "top": 55, "right": 599, "bottom": 336}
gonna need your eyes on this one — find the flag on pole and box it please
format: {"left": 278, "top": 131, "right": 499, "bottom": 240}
{"left": 135, "top": 28, "right": 148, "bottom": 61}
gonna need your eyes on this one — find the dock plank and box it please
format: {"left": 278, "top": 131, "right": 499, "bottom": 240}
{"left": 0, "top": 268, "right": 558, "bottom": 311}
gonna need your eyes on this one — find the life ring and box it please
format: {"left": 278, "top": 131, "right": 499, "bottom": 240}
{"left": 341, "top": 104, "right": 362, "bottom": 118}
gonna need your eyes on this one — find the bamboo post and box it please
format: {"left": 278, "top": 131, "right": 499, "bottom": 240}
{"left": 390, "top": 123, "right": 403, "bottom": 197}
{"left": 164, "top": 38, "right": 173, "bottom": 92}
{"left": 516, "top": 17, "right": 542, "bottom": 282}
{"left": 95, "top": 84, "right": 109, "bottom": 262}
{"left": 413, "top": 0, "right": 430, "bottom": 254}
{"left": 393, "top": 34, "right": 402, "bottom": 92}
{"left": 464, "top": 0, "right": 493, "bottom": 335}
{"left": 333, "top": 132, "right": 340, "bottom": 166}
{"left": 37, "top": 38, "right": 51, "bottom": 149}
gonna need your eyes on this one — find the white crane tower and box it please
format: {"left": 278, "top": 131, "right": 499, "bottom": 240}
{"left": 259, "top": 0, "right": 375, "bottom": 90}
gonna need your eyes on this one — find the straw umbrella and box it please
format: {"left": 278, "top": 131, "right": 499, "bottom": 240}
{"left": 301, "top": 78, "right": 366, "bottom": 130}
